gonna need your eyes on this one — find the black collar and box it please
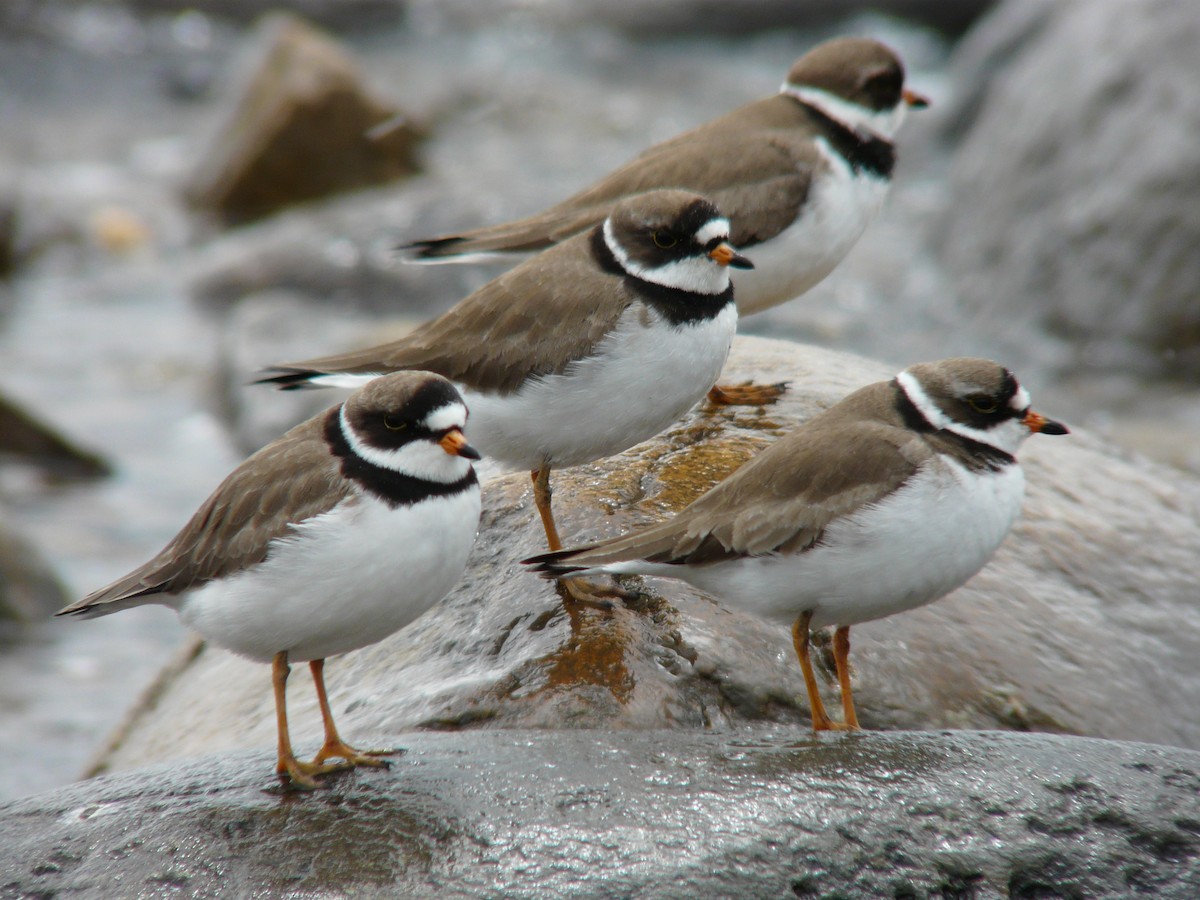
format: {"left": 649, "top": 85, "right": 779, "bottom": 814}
{"left": 324, "top": 410, "right": 478, "bottom": 508}
{"left": 891, "top": 381, "right": 1015, "bottom": 473}
{"left": 590, "top": 228, "right": 734, "bottom": 327}
{"left": 793, "top": 99, "right": 896, "bottom": 180}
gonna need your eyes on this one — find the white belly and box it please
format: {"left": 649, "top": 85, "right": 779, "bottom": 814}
{"left": 177, "top": 486, "right": 481, "bottom": 662}
{"left": 642, "top": 459, "right": 1025, "bottom": 629}
{"left": 733, "top": 144, "right": 891, "bottom": 316}
{"left": 461, "top": 303, "right": 736, "bottom": 470}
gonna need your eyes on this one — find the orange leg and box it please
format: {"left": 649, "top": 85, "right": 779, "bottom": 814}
{"left": 832, "top": 625, "right": 860, "bottom": 730}
{"left": 309, "top": 659, "right": 395, "bottom": 768}
{"left": 791, "top": 612, "right": 852, "bottom": 732}
{"left": 530, "top": 467, "right": 625, "bottom": 610}
{"left": 272, "top": 651, "right": 347, "bottom": 790}
{"left": 531, "top": 466, "right": 564, "bottom": 552}
{"left": 706, "top": 381, "right": 789, "bottom": 407}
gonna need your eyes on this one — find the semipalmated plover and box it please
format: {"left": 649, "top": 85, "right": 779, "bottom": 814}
{"left": 260, "top": 190, "right": 751, "bottom": 604}
{"left": 402, "top": 37, "right": 927, "bottom": 403}
{"left": 57, "top": 372, "right": 482, "bottom": 789}
{"left": 525, "top": 358, "right": 1068, "bottom": 730}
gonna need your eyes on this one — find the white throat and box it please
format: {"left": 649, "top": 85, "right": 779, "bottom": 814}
{"left": 339, "top": 404, "right": 473, "bottom": 484}
{"left": 896, "top": 371, "right": 1029, "bottom": 457}
{"left": 781, "top": 83, "right": 906, "bottom": 139}
{"left": 603, "top": 219, "right": 733, "bottom": 296}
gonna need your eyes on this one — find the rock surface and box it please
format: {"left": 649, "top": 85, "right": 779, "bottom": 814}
{"left": 937, "top": 0, "right": 1200, "bottom": 376}
{"left": 405, "top": 0, "right": 997, "bottom": 38}
{"left": 88, "top": 338, "right": 1200, "bottom": 778}
{"left": 185, "top": 13, "right": 419, "bottom": 224}
{"left": 2, "top": 730, "right": 1198, "bottom": 898}
{"left": 0, "top": 390, "right": 111, "bottom": 481}
{"left": 0, "top": 524, "right": 69, "bottom": 632}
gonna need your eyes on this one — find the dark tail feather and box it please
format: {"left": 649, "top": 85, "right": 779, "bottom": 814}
{"left": 521, "top": 546, "right": 599, "bottom": 579}
{"left": 253, "top": 369, "right": 325, "bottom": 391}
{"left": 398, "top": 236, "right": 468, "bottom": 261}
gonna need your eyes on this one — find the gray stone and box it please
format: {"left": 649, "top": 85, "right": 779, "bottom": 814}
{"left": 184, "top": 184, "right": 499, "bottom": 314}
{"left": 0, "top": 195, "right": 14, "bottom": 278}
{"left": 124, "top": 0, "right": 406, "bottom": 32}
{"left": 0, "top": 523, "right": 69, "bottom": 631}
{"left": 406, "top": 0, "right": 996, "bottom": 38}
{"left": 184, "top": 13, "right": 420, "bottom": 224}
{"left": 937, "top": 0, "right": 1200, "bottom": 377}
{"left": 2, "top": 730, "right": 1198, "bottom": 898}
{"left": 210, "top": 289, "right": 415, "bottom": 453}
{"left": 30, "top": 0, "right": 995, "bottom": 37}
{"left": 0, "top": 390, "right": 111, "bottom": 481}
{"left": 87, "top": 338, "right": 1200, "bottom": 779}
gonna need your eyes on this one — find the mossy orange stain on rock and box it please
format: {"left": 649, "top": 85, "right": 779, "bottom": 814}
{"left": 643, "top": 434, "right": 773, "bottom": 514}
{"left": 537, "top": 606, "right": 636, "bottom": 704}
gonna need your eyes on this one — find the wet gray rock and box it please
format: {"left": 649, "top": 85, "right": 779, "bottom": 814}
{"left": 125, "top": 0, "right": 405, "bottom": 32}
{"left": 211, "top": 289, "right": 420, "bottom": 453}
{"left": 185, "top": 13, "right": 420, "bottom": 224}
{"left": 185, "top": 183, "right": 498, "bottom": 314}
{"left": 2, "top": 730, "right": 1198, "bottom": 898}
{"left": 0, "top": 391, "right": 111, "bottom": 480}
{"left": 937, "top": 0, "right": 1200, "bottom": 377}
{"left": 36, "top": 0, "right": 995, "bottom": 37}
{"left": 0, "top": 524, "right": 69, "bottom": 632}
{"left": 0, "top": 196, "right": 15, "bottom": 278}
{"left": 407, "top": 0, "right": 996, "bottom": 38}
{"left": 85, "top": 338, "right": 1200, "bottom": 779}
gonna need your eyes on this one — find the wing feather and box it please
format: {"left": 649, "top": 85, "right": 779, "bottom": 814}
{"left": 271, "top": 236, "right": 632, "bottom": 396}
{"left": 58, "top": 414, "right": 352, "bottom": 616}
{"left": 530, "top": 383, "right": 931, "bottom": 571}
{"left": 407, "top": 96, "right": 822, "bottom": 257}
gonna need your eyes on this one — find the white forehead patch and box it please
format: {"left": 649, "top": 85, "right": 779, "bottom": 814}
{"left": 424, "top": 401, "right": 468, "bottom": 432}
{"left": 781, "top": 83, "right": 907, "bottom": 138}
{"left": 694, "top": 218, "right": 731, "bottom": 246}
{"left": 603, "top": 219, "right": 732, "bottom": 296}
{"left": 1009, "top": 385, "right": 1030, "bottom": 413}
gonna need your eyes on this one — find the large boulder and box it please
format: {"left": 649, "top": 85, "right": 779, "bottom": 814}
{"left": 937, "top": 0, "right": 1200, "bottom": 377}
{"left": 2, "top": 730, "right": 1198, "bottom": 898}
{"left": 0, "top": 390, "right": 110, "bottom": 481}
{"left": 184, "top": 13, "right": 420, "bottom": 224}
{"left": 86, "top": 338, "right": 1200, "bottom": 777}
{"left": 0, "top": 523, "right": 70, "bottom": 633}
{"left": 404, "top": 0, "right": 996, "bottom": 38}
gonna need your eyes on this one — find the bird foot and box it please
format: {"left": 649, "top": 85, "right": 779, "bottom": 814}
{"left": 276, "top": 753, "right": 353, "bottom": 791}
{"left": 312, "top": 738, "right": 397, "bottom": 769}
{"left": 557, "top": 576, "right": 636, "bottom": 611}
{"left": 706, "top": 380, "right": 789, "bottom": 407}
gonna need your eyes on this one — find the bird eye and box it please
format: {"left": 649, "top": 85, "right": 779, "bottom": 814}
{"left": 861, "top": 68, "right": 902, "bottom": 107}
{"left": 383, "top": 414, "right": 408, "bottom": 431}
{"left": 967, "top": 397, "right": 998, "bottom": 414}
{"left": 651, "top": 231, "right": 678, "bottom": 249}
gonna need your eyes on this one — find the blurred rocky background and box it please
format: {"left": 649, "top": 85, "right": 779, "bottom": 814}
{"left": 2, "top": 0, "right": 1199, "bottom": 893}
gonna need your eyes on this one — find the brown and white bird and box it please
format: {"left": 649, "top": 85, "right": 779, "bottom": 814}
{"left": 525, "top": 358, "right": 1068, "bottom": 730}
{"left": 403, "top": 36, "right": 928, "bottom": 403}
{"left": 57, "top": 372, "right": 482, "bottom": 789}
{"left": 260, "top": 190, "right": 751, "bottom": 603}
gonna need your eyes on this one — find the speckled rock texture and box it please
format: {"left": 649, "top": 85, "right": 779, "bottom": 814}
{"left": 83, "top": 337, "right": 1200, "bottom": 779}
{"left": 936, "top": 0, "right": 1200, "bottom": 376}
{"left": 0, "top": 391, "right": 110, "bottom": 481}
{"left": 0, "top": 524, "right": 69, "bottom": 631}
{"left": 2, "top": 730, "right": 1198, "bottom": 898}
